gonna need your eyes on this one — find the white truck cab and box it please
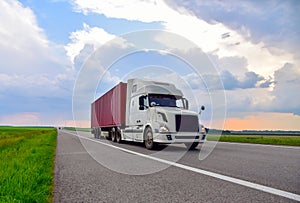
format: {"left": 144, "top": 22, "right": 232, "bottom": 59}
{"left": 122, "top": 79, "right": 206, "bottom": 149}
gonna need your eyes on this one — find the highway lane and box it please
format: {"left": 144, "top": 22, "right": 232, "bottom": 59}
{"left": 53, "top": 130, "right": 300, "bottom": 202}
{"left": 74, "top": 130, "right": 300, "bottom": 195}
{"left": 180, "top": 142, "right": 300, "bottom": 195}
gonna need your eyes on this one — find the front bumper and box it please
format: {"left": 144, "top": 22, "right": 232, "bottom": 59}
{"left": 153, "top": 132, "right": 206, "bottom": 144}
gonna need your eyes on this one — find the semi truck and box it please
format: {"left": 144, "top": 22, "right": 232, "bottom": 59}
{"left": 91, "top": 78, "right": 206, "bottom": 150}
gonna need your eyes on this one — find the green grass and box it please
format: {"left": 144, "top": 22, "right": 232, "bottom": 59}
{"left": 0, "top": 127, "right": 57, "bottom": 202}
{"left": 207, "top": 134, "right": 300, "bottom": 146}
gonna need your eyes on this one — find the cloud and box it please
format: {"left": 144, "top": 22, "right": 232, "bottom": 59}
{"left": 220, "top": 70, "right": 239, "bottom": 90}
{"left": 72, "top": 0, "right": 176, "bottom": 23}
{"left": 216, "top": 56, "right": 248, "bottom": 76}
{"left": 259, "top": 78, "right": 273, "bottom": 88}
{"left": 70, "top": 0, "right": 295, "bottom": 79}
{"left": 0, "top": 0, "right": 74, "bottom": 125}
{"left": 209, "top": 63, "right": 300, "bottom": 116}
{"left": 271, "top": 63, "right": 300, "bottom": 115}
{"left": 224, "top": 88, "right": 273, "bottom": 113}
{"left": 68, "top": 27, "right": 131, "bottom": 95}
{"left": 238, "top": 71, "right": 264, "bottom": 89}
{"left": 0, "top": 73, "right": 73, "bottom": 97}
{"left": 183, "top": 70, "right": 267, "bottom": 91}
{"left": 164, "top": 0, "right": 300, "bottom": 55}
{"left": 0, "top": 1, "right": 76, "bottom": 100}
{"left": 0, "top": 0, "right": 67, "bottom": 75}
{"left": 69, "top": 28, "right": 136, "bottom": 122}
{"left": 65, "top": 23, "right": 116, "bottom": 64}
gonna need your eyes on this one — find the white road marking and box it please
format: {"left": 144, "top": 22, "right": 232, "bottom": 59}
{"left": 63, "top": 130, "right": 300, "bottom": 202}
{"left": 213, "top": 141, "right": 300, "bottom": 150}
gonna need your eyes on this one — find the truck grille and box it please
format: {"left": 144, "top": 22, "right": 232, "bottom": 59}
{"left": 175, "top": 115, "right": 198, "bottom": 132}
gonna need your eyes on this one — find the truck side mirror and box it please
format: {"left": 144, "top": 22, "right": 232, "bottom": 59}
{"left": 139, "top": 95, "right": 146, "bottom": 110}
{"left": 199, "top": 105, "right": 205, "bottom": 115}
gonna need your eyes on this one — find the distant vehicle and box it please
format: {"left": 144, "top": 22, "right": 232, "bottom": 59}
{"left": 91, "top": 78, "right": 206, "bottom": 150}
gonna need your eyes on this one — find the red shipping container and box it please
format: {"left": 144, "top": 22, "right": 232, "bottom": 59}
{"left": 91, "top": 82, "right": 127, "bottom": 128}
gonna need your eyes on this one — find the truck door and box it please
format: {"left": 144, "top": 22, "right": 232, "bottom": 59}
{"left": 130, "top": 95, "right": 148, "bottom": 141}
{"left": 125, "top": 98, "right": 137, "bottom": 141}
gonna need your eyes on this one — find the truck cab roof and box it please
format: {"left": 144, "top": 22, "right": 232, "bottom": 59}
{"left": 129, "top": 78, "right": 183, "bottom": 97}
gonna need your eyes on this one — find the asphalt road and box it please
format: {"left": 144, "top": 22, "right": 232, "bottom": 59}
{"left": 53, "top": 130, "right": 300, "bottom": 203}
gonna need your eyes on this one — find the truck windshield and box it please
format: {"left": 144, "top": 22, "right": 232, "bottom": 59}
{"left": 148, "top": 94, "right": 182, "bottom": 108}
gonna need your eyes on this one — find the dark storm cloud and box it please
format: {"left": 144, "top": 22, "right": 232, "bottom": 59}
{"left": 221, "top": 70, "right": 266, "bottom": 90}
{"left": 164, "top": 0, "right": 300, "bottom": 53}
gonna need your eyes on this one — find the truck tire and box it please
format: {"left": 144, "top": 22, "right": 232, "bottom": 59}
{"left": 94, "top": 128, "right": 99, "bottom": 139}
{"left": 184, "top": 142, "right": 199, "bottom": 150}
{"left": 99, "top": 128, "right": 104, "bottom": 139}
{"left": 116, "top": 129, "right": 122, "bottom": 143}
{"left": 144, "top": 127, "right": 156, "bottom": 150}
{"left": 94, "top": 128, "right": 97, "bottom": 139}
{"left": 111, "top": 128, "right": 116, "bottom": 142}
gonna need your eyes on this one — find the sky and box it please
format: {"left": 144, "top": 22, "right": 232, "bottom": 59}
{"left": 0, "top": 0, "right": 300, "bottom": 130}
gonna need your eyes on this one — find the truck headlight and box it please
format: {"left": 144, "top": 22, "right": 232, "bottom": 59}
{"left": 201, "top": 126, "right": 206, "bottom": 133}
{"left": 159, "top": 126, "right": 169, "bottom": 132}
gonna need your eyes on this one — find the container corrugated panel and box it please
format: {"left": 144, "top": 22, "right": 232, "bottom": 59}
{"left": 91, "top": 82, "right": 127, "bottom": 128}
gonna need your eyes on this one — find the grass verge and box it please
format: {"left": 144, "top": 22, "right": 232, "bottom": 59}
{"left": 207, "top": 134, "right": 300, "bottom": 146}
{"left": 63, "top": 127, "right": 91, "bottom": 132}
{"left": 0, "top": 126, "right": 57, "bottom": 202}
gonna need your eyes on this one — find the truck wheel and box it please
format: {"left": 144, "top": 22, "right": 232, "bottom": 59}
{"left": 94, "top": 128, "right": 99, "bottom": 139}
{"left": 116, "top": 129, "right": 122, "bottom": 143}
{"left": 144, "top": 127, "right": 156, "bottom": 150}
{"left": 94, "top": 128, "right": 97, "bottom": 139}
{"left": 111, "top": 128, "right": 116, "bottom": 142}
{"left": 185, "top": 142, "right": 199, "bottom": 150}
{"left": 98, "top": 128, "right": 103, "bottom": 139}
{"left": 98, "top": 128, "right": 102, "bottom": 139}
